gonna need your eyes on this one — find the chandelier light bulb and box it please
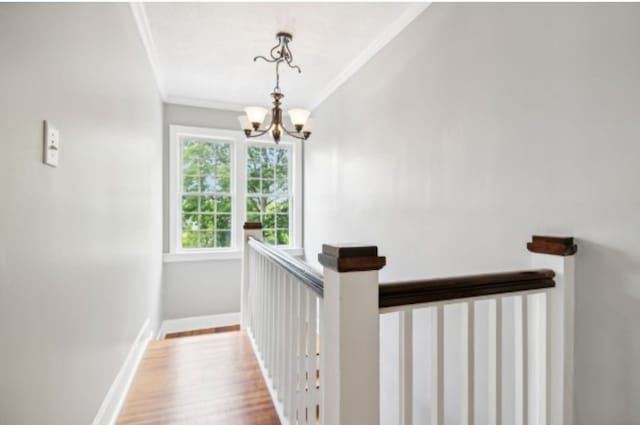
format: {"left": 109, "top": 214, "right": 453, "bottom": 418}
{"left": 244, "top": 107, "right": 268, "bottom": 129}
{"left": 287, "top": 108, "right": 311, "bottom": 132}
{"left": 238, "top": 115, "right": 252, "bottom": 136}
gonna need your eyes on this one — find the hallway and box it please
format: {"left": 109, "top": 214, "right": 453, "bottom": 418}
{"left": 117, "top": 331, "right": 280, "bottom": 425}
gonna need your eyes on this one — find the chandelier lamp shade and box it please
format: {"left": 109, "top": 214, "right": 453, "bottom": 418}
{"left": 237, "top": 32, "right": 313, "bottom": 144}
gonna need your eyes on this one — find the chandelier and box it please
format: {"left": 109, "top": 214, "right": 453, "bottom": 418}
{"left": 238, "top": 32, "right": 313, "bottom": 144}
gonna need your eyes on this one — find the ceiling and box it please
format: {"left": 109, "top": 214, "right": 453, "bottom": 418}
{"left": 132, "top": 2, "right": 429, "bottom": 111}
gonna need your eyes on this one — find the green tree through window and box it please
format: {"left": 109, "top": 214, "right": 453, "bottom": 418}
{"left": 181, "top": 139, "right": 232, "bottom": 249}
{"left": 246, "top": 145, "right": 290, "bottom": 246}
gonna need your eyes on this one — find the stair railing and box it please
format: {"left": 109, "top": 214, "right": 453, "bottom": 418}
{"left": 241, "top": 222, "right": 576, "bottom": 425}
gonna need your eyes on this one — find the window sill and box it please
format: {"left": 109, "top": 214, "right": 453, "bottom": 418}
{"left": 163, "top": 251, "right": 242, "bottom": 263}
{"left": 162, "top": 247, "right": 305, "bottom": 263}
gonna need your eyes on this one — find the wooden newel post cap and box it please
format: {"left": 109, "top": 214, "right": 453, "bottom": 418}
{"left": 318, "top": 244, "right": 386, "bottom": 272}
{"left": 527, "top": 235, "right": 577, "bottom": 256}
{"left": 243, "top": 222, "right": 263, "bottom": 230}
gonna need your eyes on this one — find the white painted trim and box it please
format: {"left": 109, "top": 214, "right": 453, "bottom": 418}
{"left": 130, "top": 3, "right": 166, "bottom": 98}
{"left": 157, "top": 312, "right": 240, "bottom": 339}
{"left": 308, "top": 2, "right": 431, "bottom": 110}
{"left": 91, "top": 318, "right": 152, "bottom": 425}
{"left": 165, "top": 96, "right": 245, "bottom": 112}
{"left": 163, "top": 251, "right": 242, "bottom": 262}
{"left": 162, "top": 247, "right": 303, "bottom": 263}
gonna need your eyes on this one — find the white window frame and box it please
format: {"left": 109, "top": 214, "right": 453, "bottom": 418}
{"left": 167, "top": 125, "right": 303, "bottom": 261}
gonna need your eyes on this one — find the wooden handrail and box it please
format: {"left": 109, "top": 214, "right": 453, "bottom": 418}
{"left": 379, "top": 269, "right": 555, "bottom": 308}
{"left": 248, "top": 237, "right": 324, "bottom": 297}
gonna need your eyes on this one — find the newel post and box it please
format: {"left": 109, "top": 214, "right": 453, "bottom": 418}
{"left": 318, "top": 244, "right": 386, "bottom": 425}
{"left": 527, "top": 236, "right": 577, "bottom": 425}
{"left": 240, "top": 222, "right": 262, "bottom": 329}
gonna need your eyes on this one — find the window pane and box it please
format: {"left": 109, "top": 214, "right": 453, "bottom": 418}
{"left": 276, "top": 213, "right": 289, "bottom": 229}
{"left": 262, "top": 178, "right": 275, "bottom": 194}
{"left": 182, "top": 140, "right": 231, "bottom": 193}
{"left": 182, "top": 213, "right": 199, "bottom": 231}
{"left": 216, "top": 231, "right": 231, "bottom": 248}
{"left": 263, "top": 213, "right": 276, "bottom": 229}
{"left": 247, "top": 178, "right": 261, "bottom": 194}
{"left": 216, "top": 214, "right": 231, "bottom": 230}
{"left": 199, "top": 231, "right": 215, "bottom": 248}
{"left": 263, "top": 229, "right": 276, "bottom": 244}
{"left": 276, "top": 230, "right": 289, "bottom": 246}
{"left": 216, "top": 196, "right": 232, "bottom": 213}
{"left": 200, "top": 196, "right": 215, "bottom": 212}
{"left": 199, "top": 214, "right": 215, "bottom": 230}
{"left": 182, "top": 196, "right": 199, "bottom": 213}
{"left": 183, "top": 175, "right": 200, "bottom": 192}
{"left": 246, "top": 196, "right": 262, "bottom": 214}
{"left": 182, "top": 230, "right": 199, "bottom": 248}
{"left": 275, "top": 197, "right": 289, "bottom": 214}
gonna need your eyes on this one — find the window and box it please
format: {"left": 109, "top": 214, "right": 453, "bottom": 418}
{"left": 168, "top": 126, "right": 301, "bottom": 260}
{"left": 246, "top": 145, "right": 291, "bottom": 246}
{"left": 181, "top": 139, "right": 233, "bottom": 249}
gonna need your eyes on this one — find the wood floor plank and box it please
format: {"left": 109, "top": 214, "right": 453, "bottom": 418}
{"left": 117, "top": 331, "right": 280, "bottom": 425}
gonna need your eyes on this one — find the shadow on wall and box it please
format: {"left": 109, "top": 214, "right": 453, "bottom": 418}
{"left": 574, "top": 239, "right": 640, "bottom": 423}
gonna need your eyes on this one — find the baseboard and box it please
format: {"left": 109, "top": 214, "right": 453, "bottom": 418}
{"left": 91, "top": 318, "right": 152, "bottom": 425}
{"left": 157, "top": 312, "right": 240, "bottom": 339}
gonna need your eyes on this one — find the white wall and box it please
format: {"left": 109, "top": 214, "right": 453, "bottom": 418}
{"left": 0, "top": 4, "right": 162, "bottom": 425}
{"left": 304, "top": 4, "right": 640, "bottom": 425}
{"left": 162, "top": 103, "right": 242, "bottom": 319}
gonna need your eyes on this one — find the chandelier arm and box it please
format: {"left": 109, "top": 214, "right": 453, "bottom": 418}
{"left": 270, "top": 43, "right": 282, "bottom": 60}
{"left": 254, "top": 55, "right": 278, "bottom": 64}
{"left": 282, "top": 126, "right": 306, "bottom": 140}
{"left": 283, "top": 43, "right": 302, "bottom": 73}
{"left": 246, "top": 128, "right": 271, "bottom": 138}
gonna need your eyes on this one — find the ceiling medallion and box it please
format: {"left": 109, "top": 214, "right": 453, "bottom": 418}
{"left": 238, "top": 32, "right": 313, "bottom": 144}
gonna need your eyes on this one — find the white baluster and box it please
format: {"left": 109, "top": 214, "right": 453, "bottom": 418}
{"left": 241, "top": 223, "right": 262, "bottom": 329}
{"left": 522, "top": 296, "right": 529, "bottom": 425}
{"left": 290, "top": 280, "right": 300, "bottom": 421}
{"left": 297, "top": 284, "right": 308, "bottom": 423}
{"left": 316, "top": 296, "right": 323, "bottom": 423}
{"left": 468, "top": 301, "right": 475, "bottom": 425}
{"left": 278, "top": 271, "right": 286, "bottom": 400}
{"left": 274, "top": 267, "right": 281, "bottom": 392}
{"left": 400, "top": 309, "right": 413, "bottom": 425}
{"left": 267, "top": 261, "right": 274, "bottom": 375}
{"left": 306, "top": 290, "right": 318, "bottom": 423}
{"left": 433, "top": 305, "right": 444, "bottom": 425}
{"left": 496, "top": 297, "right": 503, "bottom": 425}
{"left": 284, "top": 275, "right": 293, "bottom": 418}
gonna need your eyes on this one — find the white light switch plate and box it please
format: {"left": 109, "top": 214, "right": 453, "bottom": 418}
{"left": 43, "top": 120, "right": 59, "bottom": 167}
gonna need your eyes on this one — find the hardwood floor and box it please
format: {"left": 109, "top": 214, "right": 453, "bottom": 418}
{"left": 117, "top": 331, "right": 280, "bottom": 425}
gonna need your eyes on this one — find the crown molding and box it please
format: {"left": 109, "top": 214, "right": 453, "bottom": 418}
{"left": 164, "top": 96, "right": 245, "bottom": 112}
{"left": 130, "top": 2, "right": 166, "bottom": 98}
{"left": 131, "top": 2, "right": 430, "bottom": 113}
{"left": 308, "top": 2, "right": 431, "bottom": 110}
